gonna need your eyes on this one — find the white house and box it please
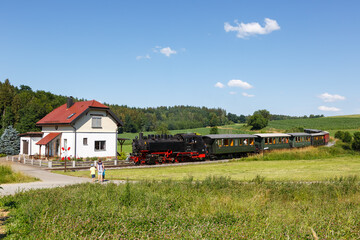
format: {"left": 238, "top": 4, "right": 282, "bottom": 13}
{"left": 19, "top": 98, "right": 123, "bottom": 159}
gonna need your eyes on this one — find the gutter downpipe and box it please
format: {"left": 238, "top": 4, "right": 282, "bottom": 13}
{"left": 71, "top": 124, "right": 77, "bottom": 158}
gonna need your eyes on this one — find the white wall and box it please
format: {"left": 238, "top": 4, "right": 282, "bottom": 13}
{"left": 20, "top": 136, "right": 43, "bottom": 156}
{"left": 76, "top": 132, "right": 117, "bottom": 158}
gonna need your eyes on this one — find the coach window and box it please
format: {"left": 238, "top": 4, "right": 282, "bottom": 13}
{"left": 217, "top": 139, "right": 222, "bottom": 147}
{"left": 234, "top": 139, "right": 238, "bottom": 146}
{"left": 224, "top": 139, "right": 229, "bottom": 147}
{"left": 250, "top": 138, "right": 254, "bottom": 145}
{"left": 230, "top": 139, "right": 234, "bottom": 146}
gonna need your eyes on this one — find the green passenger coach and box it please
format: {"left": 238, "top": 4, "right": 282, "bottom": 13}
{"left": 288, "top": 133, "right": 312, "bottom": 148}
{"left": 254, "top": 133, "right": 291, "bottom": 151}
{"left": 203, "top": 134, "right": 256, "bottom": 159}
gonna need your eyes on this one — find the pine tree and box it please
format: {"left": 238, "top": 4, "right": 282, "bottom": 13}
{"left": 0, "top": 125, "right": 20, "bottom": 155}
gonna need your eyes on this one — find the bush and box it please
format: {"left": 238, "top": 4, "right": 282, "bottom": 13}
{"left": 334, "top": 131, "right": 345, "bottom": 140}
{"left": 342, "top": 131, "right": 353, "bottom": 143}
{"left": 117, "top": 152, "right": 127, "bottom": 160}
{"left": 209, "top": 126, "right": 219, "bottom": 134}
{"left": 352, "top": 132, "right": 360, "bottom": 151}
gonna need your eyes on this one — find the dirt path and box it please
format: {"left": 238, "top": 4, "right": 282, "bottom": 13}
{"left": 0, "top": 158, "right": 92, "bottom": 196}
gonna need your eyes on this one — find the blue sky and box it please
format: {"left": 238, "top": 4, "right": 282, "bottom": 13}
{"left": 1, "top": 1, "right": 359, "bottom": 116}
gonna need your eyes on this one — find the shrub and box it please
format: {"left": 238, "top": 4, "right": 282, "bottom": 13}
{"left": 209, "top": 126, "right": 219, "bottom": 134}
{"left": 117, "top": 152, "right": 127, "bottom": 160}
{"left": 352, "top": 132, "right": 360, "bottom": 151}
{"left": 342, "top": 131, "right": 353, "bottom": 143}
{"left": 334, "top": 131, "right": 345, "bottom": 140}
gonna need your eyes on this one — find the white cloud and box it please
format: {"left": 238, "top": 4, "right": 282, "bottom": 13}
{"left": 229, "top": 91, "right": 237, "bottom": 95}
{"left": 227, "top": 79, "right": 253, "bottom": 89}
{"left": 214, "top": 82, "right": 225, "bottom": 88}
{"left": 318, "top": 93, "right": 345, "bottom": 102}
{"left": 242, "top": 92, "right": 255, "bottom": 97}
{"left": 136, "top": 54, "right": 151, "bottom": 60}
{"left": 318, "top": 106, "right": 341, "bottom": 112}
{"left": 224, "top": 18, "right": 280, "bottom": 39}
{"left": 160, "top": 47, "right": 177, "bottom": 57}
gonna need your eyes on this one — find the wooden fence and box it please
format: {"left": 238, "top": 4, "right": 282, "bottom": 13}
{"left": 5, "top": 155, "right": 130, "bottom": 169}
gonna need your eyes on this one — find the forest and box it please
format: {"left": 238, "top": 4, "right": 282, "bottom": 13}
{"left": 0, "top": 79, "right": 322, "bottom": 135}
{"left": 0, "top": 79, "right": 246, "bottom": 135}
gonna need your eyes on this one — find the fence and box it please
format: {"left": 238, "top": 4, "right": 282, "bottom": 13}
{"left": 5, "top": 155, "right": 129, "bottom": 169}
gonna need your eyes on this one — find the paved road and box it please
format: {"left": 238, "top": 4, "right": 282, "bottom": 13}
{"left": 0, "top": 158, "right": 92, "bottom": 196}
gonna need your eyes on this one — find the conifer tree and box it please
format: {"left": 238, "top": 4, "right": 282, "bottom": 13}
{"left": 0, "top": 125, "right": 20, "bottom": 155}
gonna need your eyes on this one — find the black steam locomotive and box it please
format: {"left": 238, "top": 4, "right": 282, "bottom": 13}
{"left": 130, "top": 133, "right": 207, "bottom": 164}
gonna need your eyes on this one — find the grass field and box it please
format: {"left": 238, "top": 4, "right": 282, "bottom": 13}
{"left": 1, "top": 177, "right": 360, "bottom": 239}
{"left": 0, "top": 164, "right": 38, "bottom": 184}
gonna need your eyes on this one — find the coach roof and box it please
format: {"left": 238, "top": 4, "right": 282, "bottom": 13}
{"left": 204, "top": 134, "right": 255, "bottom": 139}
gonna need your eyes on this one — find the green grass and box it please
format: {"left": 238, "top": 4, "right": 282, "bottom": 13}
{"left": 0, "top": 164, "right": 38, "bottom": 184}
{"left": 1, "top": 177, "right": 360, "bottom": 239}
{"left": 55, "top": 150, "right": 360, "bottom": 182}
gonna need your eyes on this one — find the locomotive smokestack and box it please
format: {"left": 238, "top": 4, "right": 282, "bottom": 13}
{"left": 139, "top": 132, "right": 143, "bottom": 140}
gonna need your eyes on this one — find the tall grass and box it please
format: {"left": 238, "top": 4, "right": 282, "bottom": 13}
{"left": 0, "top": 165, "right": 38, "bottom": 184}
{"left": 245, "top": 143, "right": 359, "bottom": 161}
{"left": 1, "top": 176, "right": 360, "bottom": 239}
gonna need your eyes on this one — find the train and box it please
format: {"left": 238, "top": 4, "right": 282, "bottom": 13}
{"left": 129, "top": 129, "right": 329, "bottom": 165}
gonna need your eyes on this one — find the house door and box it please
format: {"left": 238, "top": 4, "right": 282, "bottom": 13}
{"left": 23, "top": 140, "right": 29, "bottom": 154}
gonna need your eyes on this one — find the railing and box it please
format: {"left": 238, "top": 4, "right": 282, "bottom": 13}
{"left": 5, "top": 155, "right": 130, "bottom": 169}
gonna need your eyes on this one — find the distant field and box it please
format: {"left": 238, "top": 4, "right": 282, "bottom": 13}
{"left": 268, "top": 116, "right": 360, "bottom": 131}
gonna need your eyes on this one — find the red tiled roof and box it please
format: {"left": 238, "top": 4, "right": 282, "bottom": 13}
{"left": 36, "top": 132, "right": 61, "bottom": 145}
{"left": 36, "top": 100, "right": 109, "bottom": 125}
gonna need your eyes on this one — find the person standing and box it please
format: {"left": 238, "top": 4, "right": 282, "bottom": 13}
{"left": 90, "top": 164, "right": 96, "bottom": 182}
{"left": 96, "top": 159, "right": 105, "bottom": 182}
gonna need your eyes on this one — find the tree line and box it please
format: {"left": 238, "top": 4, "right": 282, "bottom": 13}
{"left": 0, "top": 79, "right": 322, "bottom": 135}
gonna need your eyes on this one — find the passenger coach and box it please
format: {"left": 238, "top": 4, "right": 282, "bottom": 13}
{"left": 203, "top": 134, "right": 256, "bottom": 159}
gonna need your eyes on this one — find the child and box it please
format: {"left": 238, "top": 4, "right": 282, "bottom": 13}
{"left": 90, "top": 164, "right": 96, "bottom": 182}
{"left": 102, "top": 169, "right": 106, "bottom": 181}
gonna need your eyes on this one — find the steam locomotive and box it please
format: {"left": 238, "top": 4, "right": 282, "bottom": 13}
{"left": 129, "top": 129, "right": 329, "bottom": 165}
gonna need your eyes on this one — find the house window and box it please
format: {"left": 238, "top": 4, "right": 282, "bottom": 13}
{"left": 95, "top": 141, "right": 106, "bottom": 151}
{"left": 92, "top": 117, "right": 102, "bottom": 128}
{"left": 83, "top": 138, "right": 88, "bottom": 145}
{"left": 64, "top": 139, "right": 67, "bottom": 149}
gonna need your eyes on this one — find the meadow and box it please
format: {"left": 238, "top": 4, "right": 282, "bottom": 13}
{"left": 0, "top": 164, "right": 38, "bottom": 184}
{"left": 1, "top": 177, "right": 360, "bottom": 239}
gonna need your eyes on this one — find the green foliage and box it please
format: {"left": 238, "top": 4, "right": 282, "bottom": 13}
{"left": 155, "top": 123, "right": 169, "bottom": 135}
{"left": 253, "top": 109, "right": 270, "bottom": 120}
{"left": 0, "top": 79, "right": 68, "bottom": 134}
{"left": 0, "top": 164, "right": 38, "bottom": 184}
{"left": 247, "top": 113, "right": 268, "bottom": 130}
{"left": 0, "top": 126, "right": 20, "bottom": 155}
{"left": 335, "top": 130, "right": 345, "bottom": 140}
{"left": 2, "top": 178, "right": 360, "bottom": 239}
{"left": 352, "top": 132, "right": 360, "bottom": 151}
{"left": 117, "top": 152, "right": 127, "bottom": 160}
{"left": 209, "top": 126, "right": 219, "bottom": 134}
{"left": 342, "top": 131, "right": 352, "bottom": 143}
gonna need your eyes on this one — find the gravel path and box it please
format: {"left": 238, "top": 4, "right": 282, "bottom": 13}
{"left": 0, "top": 158, "right": 94, "bottom": 196}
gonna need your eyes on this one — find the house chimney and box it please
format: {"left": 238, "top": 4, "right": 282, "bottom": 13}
{"left": 67, "top": 97, "right": 74, "bottom": 108}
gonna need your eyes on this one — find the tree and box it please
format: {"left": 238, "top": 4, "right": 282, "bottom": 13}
{"left": 0, "top": 126, "right": 20, "bottom": 155}
{"left": 253, "top": 109, "right": 271, "bottom": 121}
{"left": 352, "top": 132, "right": 360, "bottom": 151}
{"left": 209, "top": 126, "right": 219, "bottom": 134}
{"left": 156, "top": 123, "right": 170, "bottom": 135}
{"left": 247, "top": 114, "right": 268, "bottom": 130}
